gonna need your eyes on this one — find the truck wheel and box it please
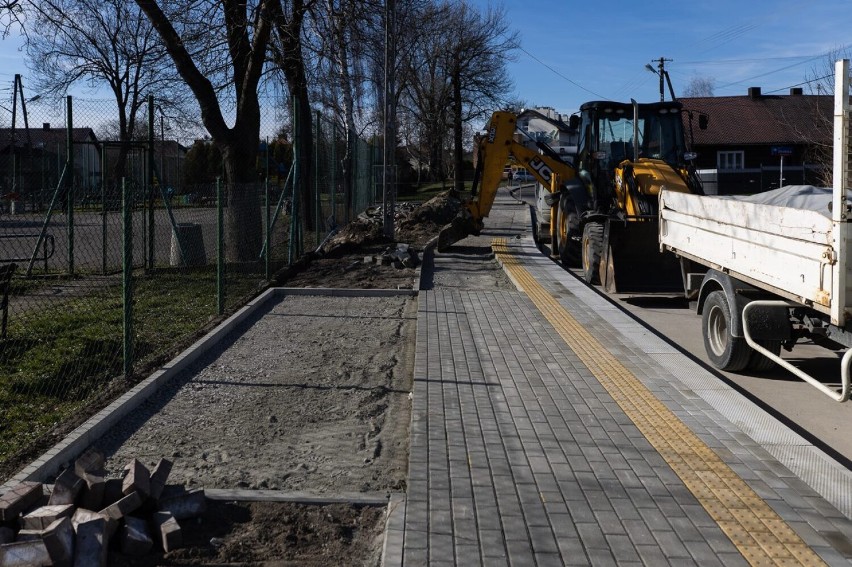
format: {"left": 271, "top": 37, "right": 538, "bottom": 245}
{"left": 702, "top": 290, "right": 750, "bottom": 371}
{"left": 747, "top": 341, "right": 781, "bottom": 372}
{"left": 582, "top": 222, "right": 604, "bottom": 285}
{"left": 557, "top": 193, "right": 581, "bottom": 267}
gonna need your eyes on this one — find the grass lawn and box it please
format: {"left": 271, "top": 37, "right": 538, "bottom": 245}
{"left": 0, "top": 269, "right": 263, "bottom": 467}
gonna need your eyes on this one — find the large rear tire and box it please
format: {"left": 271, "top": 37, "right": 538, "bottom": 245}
{"left": 582, "top": 222, "right": 604, "bottom": 285}
{"left": 557, "top": 193, "right": 581, "bottom": 267}
{"left": 702, "top": 290, "right": 750, "bottom": 371}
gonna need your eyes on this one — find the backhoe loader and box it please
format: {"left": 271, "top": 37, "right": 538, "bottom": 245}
{"left": 437, "top": 100, "right": 704, "bottom": 293}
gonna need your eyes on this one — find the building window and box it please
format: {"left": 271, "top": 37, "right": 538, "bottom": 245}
{"left": 717, "top": 151, "right": 744, "bottom": 170}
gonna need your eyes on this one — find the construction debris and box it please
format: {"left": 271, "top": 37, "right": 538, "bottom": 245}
{"left": 0, "top": 450, "right": 207, "bottom": 565}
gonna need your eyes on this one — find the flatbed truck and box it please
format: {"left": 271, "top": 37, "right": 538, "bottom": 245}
{"left": 659, "top": 59, "right": 852, "bottom": 401}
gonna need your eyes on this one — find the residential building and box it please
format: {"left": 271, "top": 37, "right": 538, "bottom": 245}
{"left": 680, "top": 88, "right": 832, "bottom": 194}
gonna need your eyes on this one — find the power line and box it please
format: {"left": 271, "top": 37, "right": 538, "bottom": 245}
{"left": 515, "top": 43, "right": 607, "bottom": 100}
{"left": 715, "top": 51, "right": 829, "bottom": 89}
{"left": 763, "top": 74, "right": 833, "bottom": 94}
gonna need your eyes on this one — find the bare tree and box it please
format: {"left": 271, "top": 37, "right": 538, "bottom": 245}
{"left": 398, "top": 1, "right": 516, "bottom": 187}
{"left": 397, "top": 2, "right": 452, "bottom": 181}
{"left": 134, "top": 0, "right": 276, "bottom": 261}
{"left": 0, "top": 0, "right": 22, "bottom": 37}
{"left": 305, "top": 0, "right": 381, "bottom": 218}
{"left": 682, "top": 76, "right": 715, "bottom": 97}
{"left": 798, "top": 48, "right": 852, "bottom": 186}
{"left": 23, "top": 0, "right": 182, "bottom": 184}
{"left": 444, "top": 1, "right": 518, "bottom": 192}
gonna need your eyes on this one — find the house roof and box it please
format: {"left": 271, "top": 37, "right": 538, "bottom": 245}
{"left": 516, "top": 108, "right": 574, "bottom": 133}
{"left": 0, "top": 127, "right": 98, "bottom": 150}
{"left": 680, "top": 92, "right": 832, "bottom": 146}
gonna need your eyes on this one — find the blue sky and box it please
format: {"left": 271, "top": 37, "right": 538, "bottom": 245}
{"left": 1, "top": 0, "right": 851, "bottom": 117}
{"left": 475, "top": 0, "right": 852, "bottom": 115}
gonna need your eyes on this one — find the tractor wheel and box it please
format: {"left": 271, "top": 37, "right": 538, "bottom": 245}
{"left": 557, "top": 193, "right": 581, "bottom": 267}
{"left": 702, "top": 291, "right": 750, "bottom": 372}
{"left": 582, "top": 222, "right": 604, "bottom": 285}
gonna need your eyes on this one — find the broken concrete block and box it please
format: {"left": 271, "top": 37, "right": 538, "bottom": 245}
{"left": 74, "top": 516, "right": 107, "bottom": 567}
{"left": 20, "top": 503, "right": 74, "bottom": 530}
{"left": 42, "top": 517, "right": 74, "bottom": 567}
{"left": 0, "top": 526, "right": 13, "bottom": 544}
{"left": 0, "top": 482, "right": 44, "bottom": 521}
{"left": 71, "top": 508, "right": 103, "bottom": 529}
{"left": 100, "top": 491, "right": 143, "bottom": 523}
{"left": 148, "top": 459, "right": 173, "bottom": 501}
{"left": 122, "top": 459, "right": 151, "bottom": 498}
{"left": 102, "top": 478, "right": 124, "bottom": 507}
{"left": 120, "top": 515, "right": 153, "bottom": 556}
{"left": 78, "top": 473, "right": 105, "bottom": 511}
{"left": 14, "top": 528, "right": 42, "bottom": 541}
{"left": 157, "top": 487, "right": 206, "bottom": 520}
{"left": 74, "top": 448, "right": 105, "bottom": 477}
{"left": 152, "top": 511, "right": 181, "bottom": 552}
{"left": 0, "top": 539, "right": 51, "bottom": 566}
{"left": 49, "top": 469, "right": 84, "bottom": 506}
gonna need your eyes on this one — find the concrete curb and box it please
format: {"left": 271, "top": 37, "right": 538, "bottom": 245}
{"left": 205, "top": 488, "right": 396, "bottom": 506}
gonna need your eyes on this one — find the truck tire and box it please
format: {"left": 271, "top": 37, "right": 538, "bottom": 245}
{"left": 747, "top": 341, "right": 781, "bottom": 372}
{"left": 702, "top": 290, "right": 750, "bottom": 371}
{"left": 582, "top": 222, "right": 604, "bottom": 285}
{"left": 557, "top": 193, "right": 581, "bottom": 267}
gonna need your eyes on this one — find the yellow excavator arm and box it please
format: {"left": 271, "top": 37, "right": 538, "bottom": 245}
{"left": 437, "top": 111, "right": 576, "bottom": 250}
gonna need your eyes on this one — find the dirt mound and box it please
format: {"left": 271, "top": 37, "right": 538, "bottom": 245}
{"left": 318, "top": 190, "right": 462, "bottom": 258}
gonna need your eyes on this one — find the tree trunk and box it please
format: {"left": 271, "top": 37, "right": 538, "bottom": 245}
{"left": 221, "top": 140, "right": 262, "bottom": 264}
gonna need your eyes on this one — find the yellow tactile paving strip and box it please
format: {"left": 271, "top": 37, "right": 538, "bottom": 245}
{"left": 492, "top": 238, "right": 826, "bottom": 567}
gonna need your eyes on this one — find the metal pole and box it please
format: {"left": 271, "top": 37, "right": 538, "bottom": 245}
{"left": 216, "top": 177, "right": 224, "bottom": 315}
{"left": 265, "top": 138, "right": 271, "bottom": 280}
{"left": 122, "top": 177, "right": 133, "bottom": 379}
{"left": 779, "top": 155, "right": 784, "bottom": 189}
{"left": 147, "top": 95, "right": 155, "bottom": 270}
{"left": 289, "top": 96, "right": 301, "bottom": 263}
{"left": 66, "top": 96, "right": 75, "bottom": 276}
{"left": 101, "top": 143, "right": 107, "bottom": 274}
{"left": 382, "top": 0, "right": 396, "bottom": 239}
{"left": 331, "top": 120, "right": 337, "bottom": 227}
{"left": 315, "top": 110, "right": 320, "bottom": 247}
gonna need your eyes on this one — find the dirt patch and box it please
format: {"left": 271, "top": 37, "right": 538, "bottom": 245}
{"left": 281, "top": 191, "right": 462, "bottom": 290}
{"left": 89, "top": 193, "right": 467, "bottom": 564}
{"left": 108, "top": 500, "right": 386, "bottom": 566}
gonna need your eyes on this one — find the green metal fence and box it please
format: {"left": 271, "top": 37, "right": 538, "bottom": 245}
{"left": 0, "top": 95, "right": 381, "bottom": 477}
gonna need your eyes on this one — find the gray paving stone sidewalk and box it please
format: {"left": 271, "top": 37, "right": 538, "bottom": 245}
{"left": 393, "top": 189, "right": 852, "bottom": 566}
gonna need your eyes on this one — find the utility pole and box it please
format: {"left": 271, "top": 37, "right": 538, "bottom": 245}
{"left": 649, "top": 57, "right": 674, "bottom": 101}
{"left": 382, "top": 0, "right": 397, "bottom": 239}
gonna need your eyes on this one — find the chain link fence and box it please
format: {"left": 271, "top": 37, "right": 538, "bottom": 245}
{"left": 0, "top": 95, "right": 381, "bottom": 476}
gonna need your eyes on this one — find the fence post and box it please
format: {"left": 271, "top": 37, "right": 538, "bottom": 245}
{"left": 289, "top": 97, "right": 301, "bottom": 264}
{"left": 315, "top": 109, "right": 321, "bottom": 247}
{"left": 330, "top": 119, "right": 336, "bottom": 228}
{"left": 265, "top": 138, "right": 271, "bottom": 281}
{"left": 217, "top": 177, "right": 224, "bottom": 316}
{"left": 66, "top": 96, "right": 75, "bottom": 276}
{"left": 122, "top": 177, "right": 133, "bottom": 379}
{"left": 101, "top": 143, "right": 107, "bottom": 275}
{"left": 147, "top": 95, "right": 155, "bottom": 271}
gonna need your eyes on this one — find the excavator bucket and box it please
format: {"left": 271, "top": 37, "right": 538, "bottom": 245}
{"left": 601, "top": 220, "right": 683, "bottom": 293}
{"left": 437, "top": 213, "right": 480, "bottom": 252}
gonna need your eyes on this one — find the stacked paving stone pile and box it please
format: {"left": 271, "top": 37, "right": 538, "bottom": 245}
{"left": 0, "top": 449, "right": 206, "bottom": 566}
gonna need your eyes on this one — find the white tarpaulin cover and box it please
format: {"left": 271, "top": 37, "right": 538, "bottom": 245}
{"left": 722, "top": 185, "right": 852, "bottom": 218}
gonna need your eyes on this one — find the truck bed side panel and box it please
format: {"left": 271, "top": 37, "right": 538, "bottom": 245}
{"left": 660, "top": 191, "right": 840, "bottom": 311}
